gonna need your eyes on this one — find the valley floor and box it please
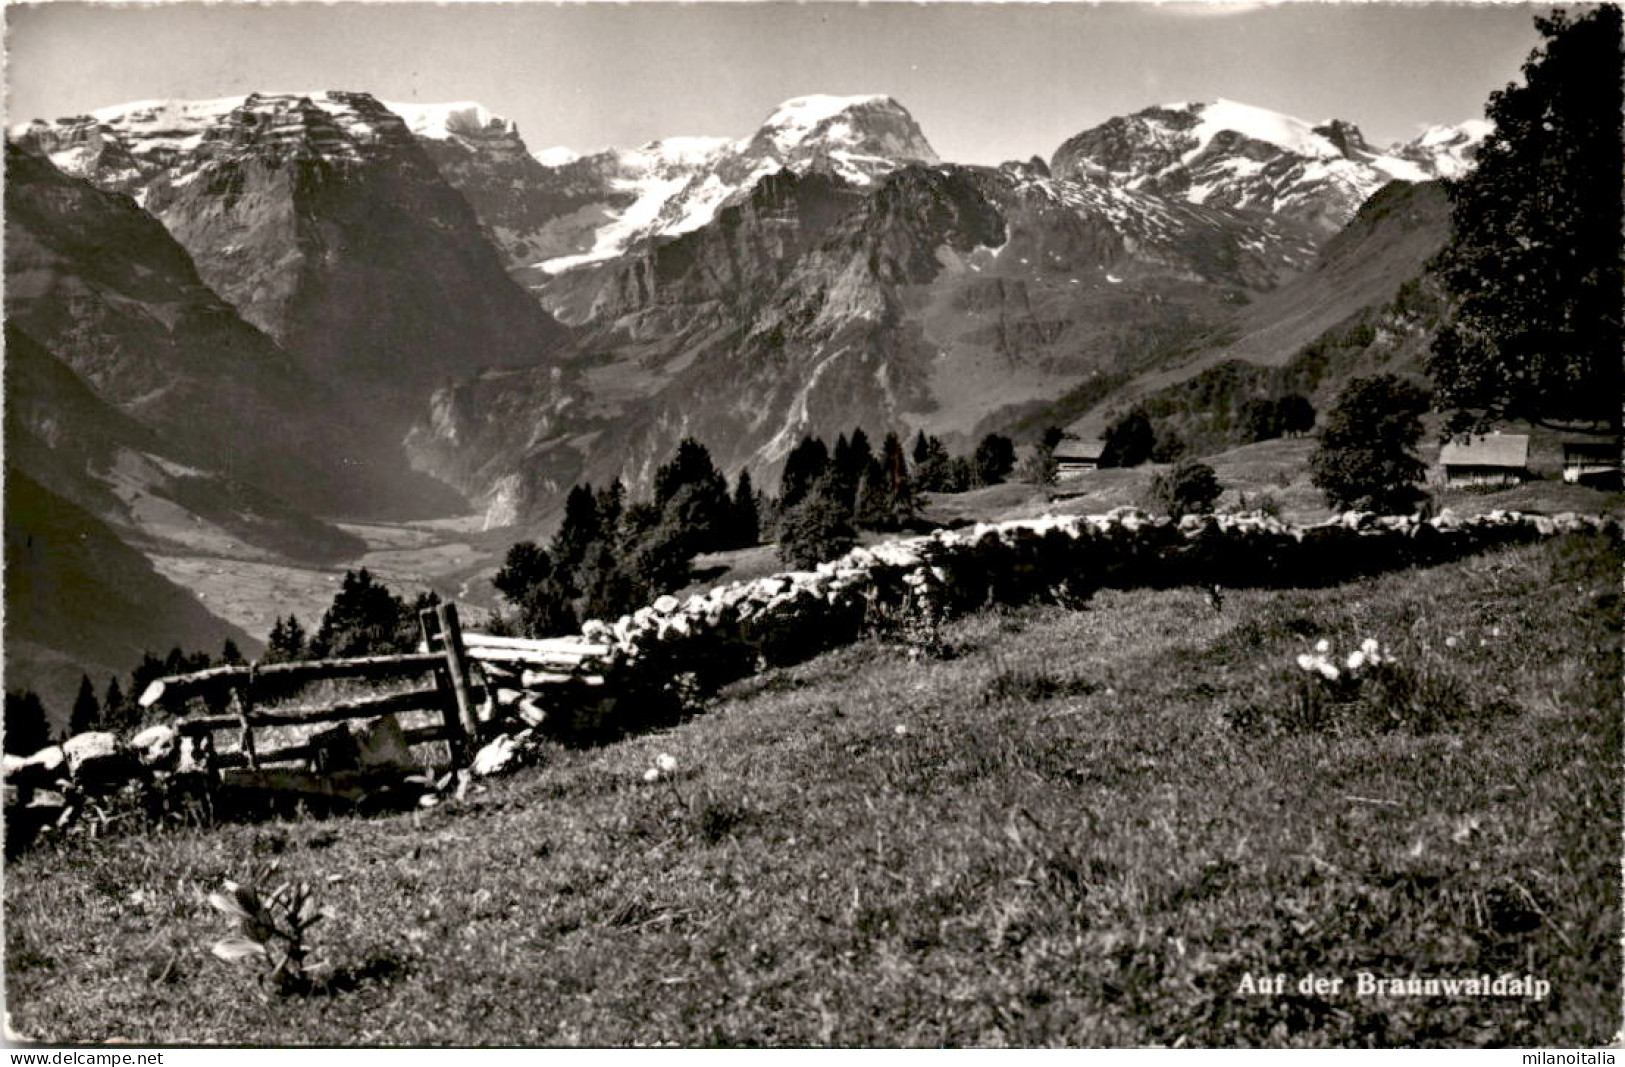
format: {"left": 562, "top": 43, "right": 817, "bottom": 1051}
{"left": 5, "top": 531, "right": 1619, "bottom": 1046}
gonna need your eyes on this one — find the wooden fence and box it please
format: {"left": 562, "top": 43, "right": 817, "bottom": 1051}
{"left": 138, "top": 603, "right": 612, "bottom": 789}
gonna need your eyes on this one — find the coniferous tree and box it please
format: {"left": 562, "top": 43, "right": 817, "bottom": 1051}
{"left": 880, "top": 431, "right": 919, "bottom": 525}
{"left": 219, "top": 638, "right": 245, "bottom": 665}
{"left": 911, "top": 432, "right": 952, "bottom": 491}
{"left": 778, "top": 476, "right": 858, "bottom": 569}
{"left": 102, "top": 676, "right": 130, "bottom": 734}
{"left": 652, "top": 438, "right": 730, "bottom": 553}
{"left": 5, "top": 690, "right": 51, "bottom": 755}
{"left": 550, "top": 484, "right": 603, "bottom": 583}
{"left": 730, "top": 470, "right": 761, "bottom": 549}
{"left": 69, "top": 674, "right": 100, "bottom": 736}
{"left": 264, "top": 616, "right": 308, "bottom": 664}
{"left": 778, "top": 436, "right": 830, "bottom": 513}
{"left": 854, "top": 458, "right": 892, "bottom": 530}
{"left": 1428, "top": 5, "right": 1623, "bottom": 434}
{"left": 130, "top": 651, "right": 168, "bottom": 700}
{"left": 310, "top": 569, "right": 411, "bottom": 658}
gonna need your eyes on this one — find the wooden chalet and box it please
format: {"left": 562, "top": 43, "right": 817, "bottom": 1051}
{"left": 1438, "top": 433, "right": 1530, "bottom": 489}
{"left": 1053, "top": 439, "right": 1106, "bottom": 480}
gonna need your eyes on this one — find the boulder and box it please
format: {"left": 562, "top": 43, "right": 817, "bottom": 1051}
{"left": 470, "top": 735, "right": 520, "bottom": 778}
{"left": 352, "top": 715, "right": 415, "bottom": 772}
{"left": 308, "top": 724, "right": 359, "bottom": 775}
{"left": 62, "top": 732, "right": 135, "bottom": 791}
{"left": 131, "top": 724, "right": 179, "bottom": 769}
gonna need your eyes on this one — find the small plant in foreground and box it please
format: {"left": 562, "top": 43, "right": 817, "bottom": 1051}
{"left": 640, "top": 751, "right": 750, "bottom": 844}
{"left": 1234, "top": 636, "right": 1475, "bottom": 734}
{"left": 207, "top": 864, "right": 328, "bottom": 995}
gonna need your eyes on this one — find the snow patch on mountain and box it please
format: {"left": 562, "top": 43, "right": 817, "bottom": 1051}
{"left": 1184, "top": 98, "right": 1342, "bottom": 162}
{"left": 535, "top": 96, "right": 936, "bottom": 274}
{"left": 385, "top": 100, "right": 513, "bottom": 140}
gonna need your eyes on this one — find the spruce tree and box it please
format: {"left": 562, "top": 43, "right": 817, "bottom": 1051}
{"left": 69, "top": 674, "right": 100, "bottom": 736}
{"left": 730, "top": 470, "right": 761, "bottom": 549}
{"left": 779, "top": 436, "right": 830, "bottom": 512}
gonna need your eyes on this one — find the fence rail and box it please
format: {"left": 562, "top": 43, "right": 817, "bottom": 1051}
{"left": 138, "top": 604, "right": 615, "bottom": 785}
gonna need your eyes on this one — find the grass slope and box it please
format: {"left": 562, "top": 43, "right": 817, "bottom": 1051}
{"left": 5, "top": 532, "right": 1618, "bottom": 1046}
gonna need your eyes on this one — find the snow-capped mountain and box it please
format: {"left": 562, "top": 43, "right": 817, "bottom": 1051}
{"left": 531, "top": 94, "right": 939, "bottom": 274}
{"left": 1051, "top": 99, "right": 1482, "bottom": 235}
{"left": 1387, "top": 119, "right": 1493, "bottom": 180}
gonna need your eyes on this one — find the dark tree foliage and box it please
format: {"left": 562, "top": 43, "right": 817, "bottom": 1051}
{"left": 101, "top": 676, "right": 135, "bottom": 735}
{"left": 264, "top": 616, "right": 308, "bottom": 664}
{"left": 879, "top": 432, "right": 920, "bottom": 526}
{"left": 69, "top": 674, "right": 100, "bottom": 736}
{"left": 5, "top": 690, "right": 51, "bottom": 755}
{"left": 779, "top": 436, "right": 831, "bottom": 512}
{"left": 130, "top": 652, "right": 168, "bottom": 700}
{"left": 1100, "top": 410, "right": 1155, "bottom": 468}
{"left": 1239, "top": 397, "right": 1283, "bottom": 443}
{"left": 653, "top": 438, "right": 731, "bottom": 553}
{"left": 1040, "top": 426, "right": 1067, "bottom": 453}
{"left": 494, "top": 542, "right": 578, "bottom": 637}
{"left": 1149, "top": 425, "right": 1187, "bottom": 463}
{"left": 1278, "top": 394, "right": 1317, "bottom": 436}
{"left": 550, "top": 485, "right": 603, "bottom": 584}
{"left": 1428, "top": 5, "right": 1623, "bottom": 433}
{"left": 730, "top": 470, "right": 761, "bottom": 549}
{"left": 911, "top": 432, "right": 953, "bottom": 491}
{"left": 309, "top": 569, "right": 418, "bottom": 659}
{"left": 1148, "top": 459, "right": 1223, "bottom": 519}
{"left": 973, "top": 434, "right": 1017, "bottom": 486}
{"left": 945, "top": 455, "right": 977, "bottom": 493}
{"left": 778, "top": 477, "right": 858, "bottom": 569}
{"left": 1310, "top": 375, "right": 1431, "bottom": 514}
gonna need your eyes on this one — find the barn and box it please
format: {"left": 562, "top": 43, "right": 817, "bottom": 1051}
{"left": 1053, "top": 439, "right": 1106, "bottom": 480}
{"left": 1439, "top": 433, "right": 1529, "bottom": 489}
{"left": 1562, "top": 440, "right": 1621, "bottom": 489}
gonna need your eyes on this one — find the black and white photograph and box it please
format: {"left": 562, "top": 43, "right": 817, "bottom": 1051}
{"left": 2, "top": 0, "right": 1620, "bottom": 1050}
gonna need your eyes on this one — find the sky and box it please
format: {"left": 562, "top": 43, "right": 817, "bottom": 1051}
{"left": 6, "top": 2, "right": 1549, "bottom": 163}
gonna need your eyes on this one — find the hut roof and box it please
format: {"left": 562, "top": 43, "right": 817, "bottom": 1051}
{"left": 1439, "top": 433, "right": 1529, "bottom": 469}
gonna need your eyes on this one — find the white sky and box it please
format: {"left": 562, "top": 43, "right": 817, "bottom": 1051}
{"left": 5, "top": 2, "right": 1549, "bottom": 163}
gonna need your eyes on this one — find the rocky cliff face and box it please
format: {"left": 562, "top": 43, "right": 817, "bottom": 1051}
{"left": 14, "top": 92, "right": 576, "bottom": 460}
{"left": 2, "top": 141, "right": 384, "bottom": 517}
{"left": 408, "top": 137, "right": 1323, "bottom": 523}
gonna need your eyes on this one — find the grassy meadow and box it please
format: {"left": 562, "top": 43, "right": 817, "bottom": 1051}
{"left": 5, "top": 528, "right": 1619, "bottom": 1046}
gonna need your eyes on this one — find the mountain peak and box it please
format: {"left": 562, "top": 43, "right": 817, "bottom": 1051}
{"left": 749, "top": 93, "right": 938, "bottom": 166}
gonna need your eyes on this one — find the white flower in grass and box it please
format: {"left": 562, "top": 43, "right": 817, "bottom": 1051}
{"left": 642, "top": 767, "right": 661, "bottom": 783}
{"left": 1346, "top": 650, "right": 1366, "bottom": 672}
{"left": 1296, "top": 654, "right": 1316, "bottom": 672}
{"left": 1315, "top": 639, "right": 1331, "bottom": 654}
{"left": 656, "top": 753, "right": 679, "bottom": 774}
{"left": 894, "top": 724, "right": 911, "bottom": 737}
{"left": 1445, "top": 635, "right": 1459, "bottom": 649}
{"left": 1316, "top": 661, "right": 1340, "bottom": 682}
{"left": 1361, "top": 637, "right": 1381, "bottom": 658}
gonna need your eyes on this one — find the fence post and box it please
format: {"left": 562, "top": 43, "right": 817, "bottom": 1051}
{"left": 421, "top": 605, "right": 477, "bottom": 768}
{"left": 230, "top": 665, "right": 258, "bottom": 771}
